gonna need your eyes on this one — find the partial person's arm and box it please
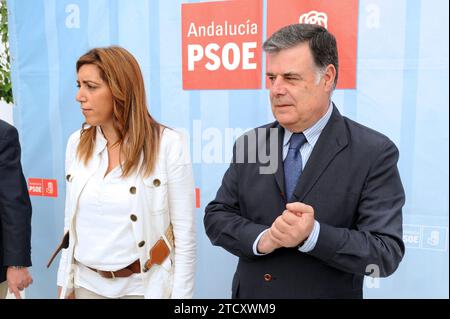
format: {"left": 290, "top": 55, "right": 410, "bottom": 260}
{"left": 0, "top": 123, "right": 33, "bottom": 298}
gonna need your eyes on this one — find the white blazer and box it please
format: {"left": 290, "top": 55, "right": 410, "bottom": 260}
{"left": 57, "top": 127, "right": 196, "bottom": 299}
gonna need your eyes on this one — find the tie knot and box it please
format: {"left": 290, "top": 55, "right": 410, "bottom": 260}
{"left": 289, "top": 133, "right": 307, "bottom": 151}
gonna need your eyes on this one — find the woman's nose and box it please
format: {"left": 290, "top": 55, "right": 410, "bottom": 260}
{"left": 76, "top": 88, "right": 85, "bottom": 103}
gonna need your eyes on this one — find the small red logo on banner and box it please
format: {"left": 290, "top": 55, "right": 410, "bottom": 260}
{"left": 195, "top": 187, "right": 200, "bottom": 209}
{"left": 182, "top": 0, "right": 263, "bottom": 90}
{"left": 267, "top": 0, "right": 358, "bottom": 89}
{"left": 28, "top": 178, "right": 58, "bottom": 197}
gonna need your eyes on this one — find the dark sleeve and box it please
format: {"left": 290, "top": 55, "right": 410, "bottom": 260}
{"left": 0, "top": 123, "right": 32, "bottom": 266}
{"left": 308, "top": 140, "right": 405, "bottom": 277}
{"left": 204, "top": 143, "right": 268, "bottom": 259}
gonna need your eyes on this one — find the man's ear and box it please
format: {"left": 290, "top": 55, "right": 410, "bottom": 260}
{"left": 323, "top": 64, "right": 337, "bottom": 92}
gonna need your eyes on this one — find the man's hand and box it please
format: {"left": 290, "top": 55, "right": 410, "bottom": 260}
{"left": 257, "top": 229, "right": 282, "bottom": 254}
{"left": 269, "top": 202, "right": 315, "bottom": 248}
{"left": 6, "top": 267, "right": 33, "bottom": 299}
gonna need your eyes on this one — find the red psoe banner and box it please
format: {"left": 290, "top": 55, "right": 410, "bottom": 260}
{"left": 28, "top": 178, "right": 58, "bottom": 197}
{"left": 182, "top": 0, "right": 263, "bottom": 90}
{"left": 267, "top": 0, "right": 359, "bottom": 89}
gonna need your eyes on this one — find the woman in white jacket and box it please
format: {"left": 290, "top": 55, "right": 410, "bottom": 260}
{"left": 54, "top": 46, "right": 196, "bottom": 299}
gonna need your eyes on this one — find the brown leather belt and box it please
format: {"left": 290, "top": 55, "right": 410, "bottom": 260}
{"left": 88, "top": 259, "right": 141, "bottom": 279}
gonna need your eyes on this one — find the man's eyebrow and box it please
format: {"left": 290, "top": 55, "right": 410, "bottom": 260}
{"left": 265, "top": 72, "right": 300, "bottom": 77}
{"left": 281, "top": 72, "right": 300, "bottom": 77}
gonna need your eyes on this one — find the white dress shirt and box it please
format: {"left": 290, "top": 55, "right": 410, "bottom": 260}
{"left": 74, "top": 129, "right": 144, "bottom": 298}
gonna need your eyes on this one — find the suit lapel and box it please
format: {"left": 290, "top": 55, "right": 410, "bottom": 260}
{"left": 69, "top": 134, "right": 105, "bottom": 225}
{"left": 272, "top": 123, "right": 286, "bottom": 196}
{"left": 291, "top": 105, "right": 349, "bottom": 202}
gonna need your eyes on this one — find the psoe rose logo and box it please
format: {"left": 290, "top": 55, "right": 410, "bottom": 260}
{"left": 299, "top": 10, "right": 328, "bottom": 29}
{"left": 267, "top": 0, "right": 359, "bottom": 89}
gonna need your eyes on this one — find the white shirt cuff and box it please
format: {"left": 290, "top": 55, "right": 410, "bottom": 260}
{"left": 298, "top": 220, "right": 320, "bottom": 252}
{"left": 253, "top": 229, "right": 270, "bottom": 256}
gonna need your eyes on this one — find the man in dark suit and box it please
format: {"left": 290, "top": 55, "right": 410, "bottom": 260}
{"left": 0, "top": 119, "right": 33, "bottom": 299}
{"left": 204, "top": 24, "right": 405, "bottom": 298}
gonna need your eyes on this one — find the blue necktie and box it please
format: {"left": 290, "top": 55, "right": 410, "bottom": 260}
{"left": 284, "top": 133, "right": 307, "bottom": 201}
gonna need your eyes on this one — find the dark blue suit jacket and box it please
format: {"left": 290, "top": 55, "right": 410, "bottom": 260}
{"left": 0, "top": 119, "right": 32, "bottom": 283}
{"left": 204, "top": 105, "right": 405, "bottom": 298}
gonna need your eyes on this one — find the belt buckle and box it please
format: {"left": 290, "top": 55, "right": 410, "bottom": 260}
{"left": 97, "top": 269, "right": 116, "bottom": 279}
